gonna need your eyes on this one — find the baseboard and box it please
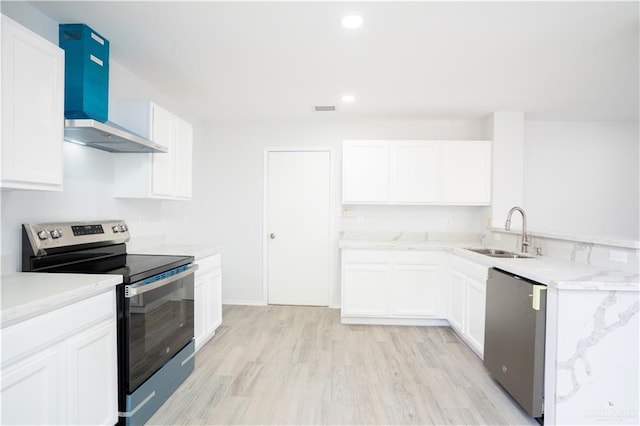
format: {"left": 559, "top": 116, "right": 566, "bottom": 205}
{"left": 222, "top": 299, "right": 267, "bottom": 306}
{"left": 341, "top": 316, "right": 450, "bottom": 326}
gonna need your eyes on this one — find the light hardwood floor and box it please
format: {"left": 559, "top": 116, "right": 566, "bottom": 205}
{"left": 147, "top": 305, "right": 538, "bottom": 425}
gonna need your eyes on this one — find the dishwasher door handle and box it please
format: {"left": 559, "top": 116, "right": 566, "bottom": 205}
{"left": 531, "top": 284, "right": 547, "bottom": 310}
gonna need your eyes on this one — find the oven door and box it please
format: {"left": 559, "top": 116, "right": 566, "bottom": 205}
{"left": 123, "top": 264, "right": 198, "bottom": 393}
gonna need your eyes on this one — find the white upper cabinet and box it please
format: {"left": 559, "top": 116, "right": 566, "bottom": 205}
{"left": 440, "top": 141, "right": 492, "bottom": 204}
{"left": 1, "top": 15, "right": 64, "bottom": 191}
{"left": 150, "top": 104, "right": 175, "bottom": 197}
{"left": 342, "top": 141, "right": 389, "bottom": 203}
{"left": 391, "top": 141, "right": 439, "bottom": 203}
{"left": 343, "top": 140, "right": 491, "bottom": 205}
{"left": 112, "top": 101, "right": 193, "bottom": 200}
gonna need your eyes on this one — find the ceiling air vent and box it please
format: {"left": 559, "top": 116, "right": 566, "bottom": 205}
{"left": 314, "top": 105, "right": 337, "bottom": 112}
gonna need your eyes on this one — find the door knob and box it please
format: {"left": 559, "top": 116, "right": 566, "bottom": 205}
{"left": 270, "top": 233, "right": 276, "bottom": 240}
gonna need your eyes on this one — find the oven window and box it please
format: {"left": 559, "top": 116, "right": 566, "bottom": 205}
{"left": 126, "top": 274, "right": 194, "bottom": 392}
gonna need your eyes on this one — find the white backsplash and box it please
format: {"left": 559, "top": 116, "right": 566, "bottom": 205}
{"left": 486, "top": 230, "right": 640, "bottom": 274}
{"left": 340, "top": 230, "right": 483, "bottom": 244}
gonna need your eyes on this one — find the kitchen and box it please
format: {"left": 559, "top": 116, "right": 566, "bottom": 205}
{"left": 1, "top": 1, "right": 638, "bottom": 425}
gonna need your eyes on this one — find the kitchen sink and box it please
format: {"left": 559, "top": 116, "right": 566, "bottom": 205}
{"left": 466, "top": 248, "right": 533, "bottom": 259}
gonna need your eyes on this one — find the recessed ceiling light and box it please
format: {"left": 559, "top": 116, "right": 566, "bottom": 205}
{"left": 341, "top": 15, "right": 363, "bottom": 29}
{"left": 341, "top": 94, "right": 355, "bottom": 103}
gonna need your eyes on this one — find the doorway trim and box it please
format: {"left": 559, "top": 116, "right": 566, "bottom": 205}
{"left": 262, "top": 146, "right": 337, "bottom": 306}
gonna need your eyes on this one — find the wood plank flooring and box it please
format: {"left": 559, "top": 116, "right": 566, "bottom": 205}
{"left": 147, "top": 305, "right": 537, "bottom": 425}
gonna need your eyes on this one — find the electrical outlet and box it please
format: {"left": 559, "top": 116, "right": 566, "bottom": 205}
{"left": 609, "top": 250, "right": 628, "bottom": 264}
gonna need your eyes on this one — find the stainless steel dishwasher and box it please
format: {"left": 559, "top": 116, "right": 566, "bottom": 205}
{"left": 484, "top": 267, "right": 547, "bottom": 420}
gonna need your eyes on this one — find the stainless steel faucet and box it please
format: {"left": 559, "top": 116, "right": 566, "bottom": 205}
{"left": 505, "top": 206, "right": 530, "bottom": 253}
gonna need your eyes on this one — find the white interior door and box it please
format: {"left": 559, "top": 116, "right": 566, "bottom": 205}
{"left": 267, "top": 150, "right": 331, "bottom": 306}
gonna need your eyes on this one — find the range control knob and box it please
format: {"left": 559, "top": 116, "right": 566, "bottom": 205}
{"left": 50, "top": 228, "right": 63, "bottom": 239}
{"left": 112, "top": 225, "right": 120, "bottom": 233}
{"left": 121, "top": 223, "right": 128, "bottom": 232}
{"left": 37, "top": 230, "right": 49, "bottom": 240}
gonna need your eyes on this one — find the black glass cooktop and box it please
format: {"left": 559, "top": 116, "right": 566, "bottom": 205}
{"left": 24, "top": 243, "right": 193, "bottom": 284}
{"left": 114, "top": 254, "right": 193, "bottom": 284}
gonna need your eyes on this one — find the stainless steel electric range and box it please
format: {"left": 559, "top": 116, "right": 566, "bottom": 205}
{"left": 22, "top": 220, "right": 198, "bottom": 426}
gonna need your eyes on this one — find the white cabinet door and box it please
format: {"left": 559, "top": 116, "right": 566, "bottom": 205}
{"left": 392, "top": 141, "right": 438, "bottom": 203}
{"left": 209, "top": 268, "right": 223, "bottom": 331}
{"left": 465, "top": 278, "right": 486, "bottom": 357}
{"left": 440, "top": 141, "right": 491, "bottom": 204}
{"left": 1, "top": 349, "right": 61, "bottom": 425}
{"left": 194, "top": 254, "right": 222, "bottom": 352}
{"left": 1, "top": 15, "right": 64, "bottom": 191}
{"left": 0, "top": 290, "right": 116, "bottom": 425}
{"left": 392, "top": 265, "right": 439, "bottom": 316}
{"left": 194, "top": 276, "right": 208, "bottom": 349}
{"left": 64, "top": 320, "right": 118, "bottom": 426}
{"left": 447, "top": 255, "right": 489, "bottom": 358}
{"left": 448, "top": 269, "right": 466, "bottom": 332}
{"left": 343, "top": 141, "right": 389, "bottom": 203}
{"left": 112, "top": 101, "right": 193, "bottom": 200}
{"left": 342, "top": 140, "right": 491, "bottom": 205}
{"left": 342, "top": 265, "right": 389, "bottom": 316}
{"left": 173, "top": 117, "right": 193, "bottom": 198}
{"left": 151, "top": 104, "right": 176, "bottom": 197}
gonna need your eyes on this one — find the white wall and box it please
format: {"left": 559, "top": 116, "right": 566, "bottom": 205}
{"left": 484, "top": 112, "right": 525, "bottom": 228}
{"left": 523, "top": 121, "right": 639, "bottom": 240}
{"left": 163, "top": 119, "right": 488, "bottom": 305}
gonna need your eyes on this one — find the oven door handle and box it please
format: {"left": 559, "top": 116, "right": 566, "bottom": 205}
{"left": 124, "top": 264, "right": 199, "bottom": 298}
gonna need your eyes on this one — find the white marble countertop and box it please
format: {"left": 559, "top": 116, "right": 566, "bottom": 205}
{"left": 0, "top": 272, "right": 122, "bottom": 328}
{"left": 130, "top": 244, "right": 221, "bottom": 261}
{"left": 339, "top": 233, "right": 639, "bottom": 292}
{"left": 451, "top": 247, "right": 639, "bottom": 292}
{"left": 339, "top": 239, "right": 480, "bottom": 250}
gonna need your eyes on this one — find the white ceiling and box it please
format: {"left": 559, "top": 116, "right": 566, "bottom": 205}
{"left": 29, "top": 1, "right": 639, "bottom": 122}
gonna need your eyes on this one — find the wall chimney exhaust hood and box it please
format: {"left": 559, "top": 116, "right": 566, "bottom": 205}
{"left": 64, "top": 119, "right": 168, "bottom": 153}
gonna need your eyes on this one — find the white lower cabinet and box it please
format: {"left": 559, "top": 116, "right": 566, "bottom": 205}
{"left": 392, "top": 265, "right": 439, "bottom": 316}
{"left": 447, "top": 269, "right": 466, "bottom": 331}
{"left": 194, "top": 253, "right": 222, "bottom": 351}
{"left": 341, "top": 249, "right": 446, "bottom": 324}
{"left": 342, "top": 264, "right": 389, "bottom": 316}
{"left": 0, "top": 289, "right": 117, "bottom": 425}
{"left": 64, "top": 321, "right": 118, "bottom": 425}
{"left": 465, "top": 278, "right": 487, "bottom": 354}
{"left": 447, "top": 255, "right": 489, "bottom": 358}
{"left": 1, "top": 349, "right": 61, "bottom": 425}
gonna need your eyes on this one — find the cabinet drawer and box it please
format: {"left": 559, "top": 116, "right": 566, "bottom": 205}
{"left": 196, "top": 254, "right": 221, "bottom": 274}
{"left": 449, "top": 255, "right": 489, "bottom": 282}
{"left": 2, "top": 290, "right": 115, "bottom": 365}
{"left": 342, "top": 249, "right": 391, "bottom": 264}
{"left": 394, "top": 250, "right": 439, "bottom": 265}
